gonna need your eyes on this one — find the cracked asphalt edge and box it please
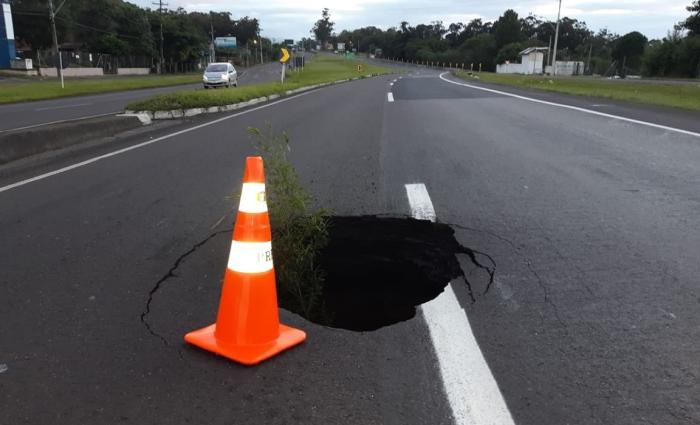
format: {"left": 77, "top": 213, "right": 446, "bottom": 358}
{"left": 140, "top": 228, "right": 232, "bottom": 346}
{"left": 446, "top": 221, "right": 569, "bottom": 330}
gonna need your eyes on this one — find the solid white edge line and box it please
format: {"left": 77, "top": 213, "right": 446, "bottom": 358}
{"left": 0, "top": 90, "right": 318, "bottom": 194}
{"left": 405, "top": 183, "right": 515, "bottom": 425}
{"left": 438, "top": 72, "right": 700, "bottom": 139}
{"left": 0, "top": 112, "right": 120, "bottom": 134}
{"left": 387, "top": 92, "right": 394, "bottom": 102}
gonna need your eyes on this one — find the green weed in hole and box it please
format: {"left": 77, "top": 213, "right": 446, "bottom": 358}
{"left": 247, "top": 126, "right": 331, "bottom": 321}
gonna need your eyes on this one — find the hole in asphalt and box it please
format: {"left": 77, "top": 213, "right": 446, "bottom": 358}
{"left": 279, "top": 216, "right": 494, "bottom": 332}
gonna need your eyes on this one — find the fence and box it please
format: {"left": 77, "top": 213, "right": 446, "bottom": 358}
{"left": 19, "top": 48, "right": 237, "bottom": 76}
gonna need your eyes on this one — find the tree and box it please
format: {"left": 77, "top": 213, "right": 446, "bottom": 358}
{"left": 493, "top": 9, "right": 521, "bottom": 48}
{"left": 612, "top": 31, "right": 647, "bottom": 73}
{"left": 683, "top": 1, "right": 700, "bottom": 35}
{"left": 312, "top": 8, "right": 333, "bottom": 49}
{"left": 188, "top": 11, "right": 235, "bottom": 41}
{"left": 460, "top": 33, "right": 497, "bottom": 70}
{"left": 496, "top": 42, "right": 524, "bottom": 64}
{"left": 232, "top": 17, "right": 259, "bottom": 46}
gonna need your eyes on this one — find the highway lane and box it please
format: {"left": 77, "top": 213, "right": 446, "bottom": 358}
{"left": 0, "top": 75, "right": 454, "bottom": 425}
{"left": 384, "top": 69, "right": 700, "bottom": 424}
{"left": 2, "top": 66, "right": 700, "bottom": 424}
{"left": 0, "top": 61, "right": 282, "bottom": 133}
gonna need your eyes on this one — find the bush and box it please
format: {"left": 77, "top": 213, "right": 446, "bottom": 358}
{"left": 248, "top": 126, "right": 331, "bottom": 320}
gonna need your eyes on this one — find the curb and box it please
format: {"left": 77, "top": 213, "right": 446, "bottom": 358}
{"left": 0, "top": 115, "right": 145, "bottom": 165}
{"left": 127, "top": 73, "right": 384, "bottom": 120}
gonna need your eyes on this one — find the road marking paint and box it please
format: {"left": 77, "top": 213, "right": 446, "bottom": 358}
{"left": 35, "top": 102, "right": 92, "bottom": 111}
{"left": 405, "top": 183, "right": 515, "bottom": 425}
{"left": 438, "top": 72, "right": 700, "bottom": 139}
{"left": 387, "top": 92, "right": 394, "bottom": 102}
{"left": 405, "top": 183, "right": 436, "bottom": 221}
{"left": 0, "top": 112, "right": 120, "bottom": 134}
{"left": 390, "top": 82, "right": 394, "bottom": 86}
{"left": 0, "top": 89, "right": 319, "bottom": 194}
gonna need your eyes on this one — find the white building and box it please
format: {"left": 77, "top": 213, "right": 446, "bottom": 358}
{"left": 496, "top": 47, "right": 548, "bottom": 75}
{"left": 545, "top": 61, "right": 585, "bottom": 76}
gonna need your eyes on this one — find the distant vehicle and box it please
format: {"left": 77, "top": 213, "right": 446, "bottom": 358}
{"left": 202, "top": 63, "right": 238, "bottom": 89}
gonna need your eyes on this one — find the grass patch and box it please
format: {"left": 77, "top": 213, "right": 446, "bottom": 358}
{"left": 0, "top": 74, "right": 201, "bottom": 105}
{"left": 454, "top": 71, "right": 700, "bottom": 111}
{"left": 248, "top": 125, "right": 330, "bottom": 321}
{"left": 126, "top": 55, "right": 392, "bottom": 112}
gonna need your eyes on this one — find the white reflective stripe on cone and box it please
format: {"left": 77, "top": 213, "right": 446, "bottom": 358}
{"left": 238, "top": 183, "right": 267, "bottom": 213}
{"left": 227, "top": 241, "right": 274, "bottom": 274}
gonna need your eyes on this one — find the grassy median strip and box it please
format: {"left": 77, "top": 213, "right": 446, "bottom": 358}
{"left": 126, "top": 55, "right": 392, "bottom": 112}
{"left": 454, "top": 71, "right": 700, "bottom": 111}
{"left": 0, "top": 74, "right": 201, "bottom": 105}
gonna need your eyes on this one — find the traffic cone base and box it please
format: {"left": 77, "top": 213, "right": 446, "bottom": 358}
{"left": 185, "top": 323, "right": 306, "bottom": 366}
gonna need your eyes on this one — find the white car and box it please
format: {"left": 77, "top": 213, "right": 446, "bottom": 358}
{"left": 203, "top": 63, "right": 238, "bottom": 89}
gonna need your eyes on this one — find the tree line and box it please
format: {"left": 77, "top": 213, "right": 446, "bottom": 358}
{"left": 10, "top": 0, "right": 270, "bottom": 70}
{"left": 315, "top": 3, "right": 700, "bottom": 78}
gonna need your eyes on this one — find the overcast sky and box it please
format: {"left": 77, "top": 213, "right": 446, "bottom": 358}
{"left": 133, "top": 0, "right": 693, "bottom": 41}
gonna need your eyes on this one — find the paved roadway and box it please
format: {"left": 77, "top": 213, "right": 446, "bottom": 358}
{"left": 1, "top": 65, "right": 699, "bottom": 424}
{"left": 0, "top": 61, "right": 283, "bottom": 133}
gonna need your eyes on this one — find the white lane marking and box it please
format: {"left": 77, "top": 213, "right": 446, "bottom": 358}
{"left": 405, "top": 183, "right": 436, "bottom": 221}
{"left": 438, "top": 72, "right": 700, "bottom": 139}
{"left": 35, "top": 102, "right": 92, "bottom": 111}
{"left": 387, "top": 92, "right": 394, "bottom": 102}
{"left": 0, "top": 89, "right": 319, "bottom": 194}
{"left": 405, "top": 183, "right": 515, "bottom": 425}
{"left": 390, "top": 82, "right": 394, "bottom": 86}
{"left": 0, "top": 112, "right": 119, "bottom": 134}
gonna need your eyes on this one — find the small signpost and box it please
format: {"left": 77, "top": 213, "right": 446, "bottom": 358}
{"left": 280, "top": 48, "right": 290, "bottom": 84}
{"left": 357, "top": 64, "right": 363, "bottom": 73}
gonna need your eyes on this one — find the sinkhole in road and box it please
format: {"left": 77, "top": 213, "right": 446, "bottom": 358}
{"left": 280, "top": 215, "right": 494, "bottom": 331}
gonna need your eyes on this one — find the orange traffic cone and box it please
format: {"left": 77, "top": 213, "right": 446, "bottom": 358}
{"left": 185, "top": 156, "right": 306, "bottom": 365}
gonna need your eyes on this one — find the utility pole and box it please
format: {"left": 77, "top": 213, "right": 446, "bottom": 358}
{"left": 47, "top": 0, "right": 65, "bottom": 88}
{"left": 259, "top": 32, "right": 263, "bottom": 64}
{"left": 152, "top": 0, "right": 167, "bottom": 73}
{"left": 209, "top": 12, "right": 215, "bottom": 63}
{"left": 586, "top": 43, "right": 593, "bottom": 75}
{"left": 551, "top": 0, "right": 562, "bottom": 76}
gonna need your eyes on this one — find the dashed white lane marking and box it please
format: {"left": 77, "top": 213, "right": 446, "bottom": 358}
{"left": 405, "top": 183, "right": 436, "bottom": 221}
{"left": 387, "top": 92, "right": 394, "bottom": 102}
{"left": 0, "top": 89, "right": 319, "bottom": 194}
{"left": 405, "top": 183, "right": 515, "bottom": 425}
{"left": 438, "top": 72, "right": 700, "bottom": 139}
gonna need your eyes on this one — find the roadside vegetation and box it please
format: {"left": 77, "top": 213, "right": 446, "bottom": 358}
{"left": 453, "top": 71, "right": 700, "bottom": 111}
{"left": 248, "top": 126, "right": 330, "bottom": 321}
{"left": 323, "top": 2, "right": 700, "bottom": 78}
{"left": 126, "top": 55, "right": 391, "bottom": 112}
{"left": 0, "top": 74, "right": 200, "bottom": 104}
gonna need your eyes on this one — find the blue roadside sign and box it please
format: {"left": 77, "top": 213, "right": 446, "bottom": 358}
{"left": 214, "top": 37, "right": 237, "bottom": 49}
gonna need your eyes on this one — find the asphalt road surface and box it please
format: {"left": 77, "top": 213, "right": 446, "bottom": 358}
{"left": 0, "top": 61, "right": 283, "bottom": 133}
{"left": 1, "top": 65, "right": 699, "bottom": 424}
